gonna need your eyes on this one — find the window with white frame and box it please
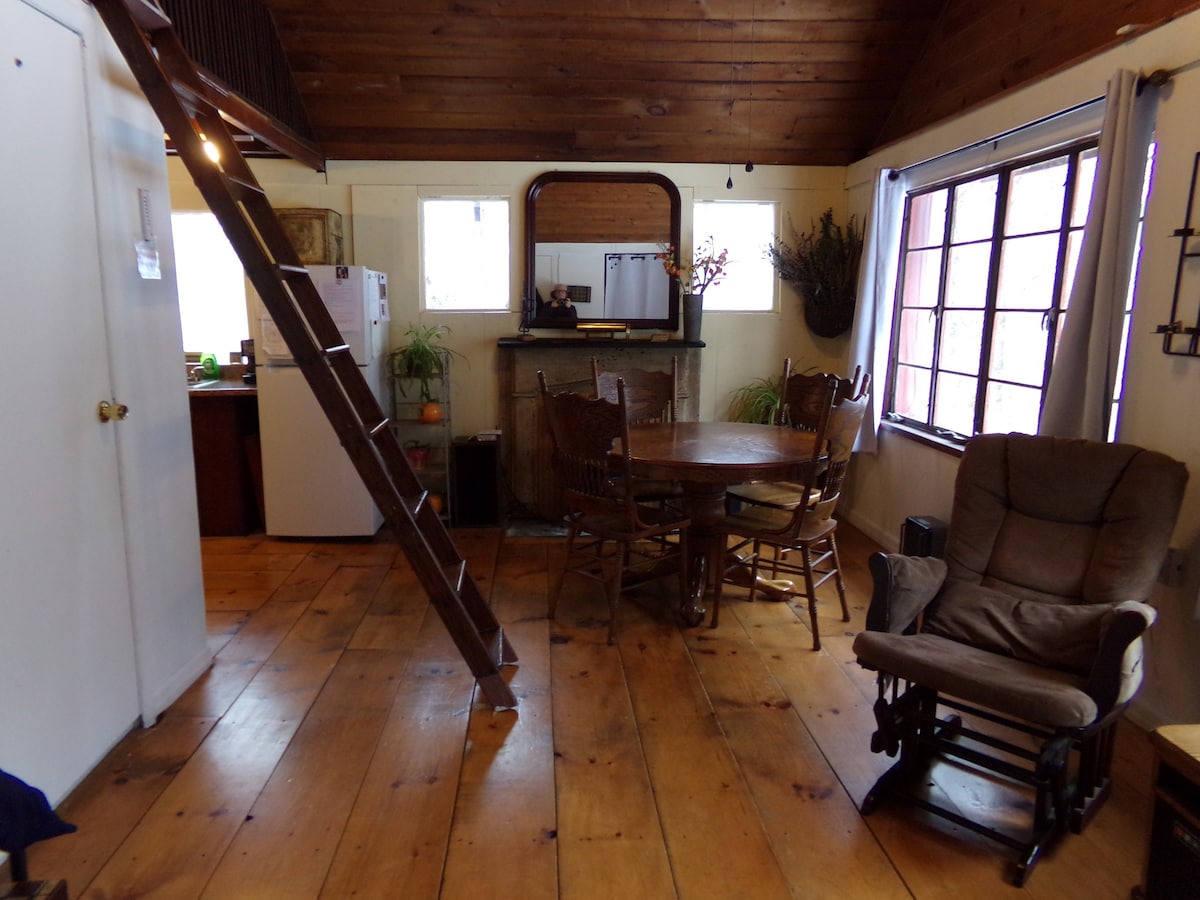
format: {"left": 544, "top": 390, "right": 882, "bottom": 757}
{"left": 422, "top": 198, "right": 510, "bottom": 311}
{"left": 886, "top": 140, "right": 1101, "bottom": 441}
{"left": 692, "top": 200, "right": 776, "bottom": 311}
{"left": 171, "top": 211, "right": 249, "bottom": 355}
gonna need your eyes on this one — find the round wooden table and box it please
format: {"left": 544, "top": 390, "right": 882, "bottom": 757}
{"left": 625, "top": 422, "right": 822, "bottom": 625}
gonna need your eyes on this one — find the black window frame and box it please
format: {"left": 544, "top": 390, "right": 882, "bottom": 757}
{"left": 884, "top": 138, "right": 1100, "bottom": 444}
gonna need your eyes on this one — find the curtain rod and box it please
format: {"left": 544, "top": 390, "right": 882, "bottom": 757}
{"left": 888, "top": 95, "right": 1104, "bottom": 180}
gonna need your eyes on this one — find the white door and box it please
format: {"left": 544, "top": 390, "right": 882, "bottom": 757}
{"left": 0, "top": 0, "right": 140, "bottom": 800}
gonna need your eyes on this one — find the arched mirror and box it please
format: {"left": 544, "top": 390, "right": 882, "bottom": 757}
{"left": 523, "top": 172, "right": 682, "bottom": 331}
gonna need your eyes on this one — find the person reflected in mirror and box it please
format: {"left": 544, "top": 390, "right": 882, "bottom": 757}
{"left": 544, "top": 284, "right": 578, "bottom": 320}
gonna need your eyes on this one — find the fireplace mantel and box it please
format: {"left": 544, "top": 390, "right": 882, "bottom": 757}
{"left": 497, "top": 338, "right": 703, "bottom": 520}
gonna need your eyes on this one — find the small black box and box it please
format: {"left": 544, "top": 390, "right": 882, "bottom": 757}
{"left": 452, "top": 438, "right": 502, "bottom": 527}
{"left": 899, "top": 515, "right": 949, "bottom": 558}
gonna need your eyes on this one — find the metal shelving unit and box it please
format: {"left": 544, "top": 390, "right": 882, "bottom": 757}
{"left": 392, "top": 354, "right": 452, "bottom": 522}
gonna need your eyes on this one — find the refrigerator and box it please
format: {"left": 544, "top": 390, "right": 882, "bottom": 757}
{"left": 254, "top": 265, "right": 390, "bottom": 536}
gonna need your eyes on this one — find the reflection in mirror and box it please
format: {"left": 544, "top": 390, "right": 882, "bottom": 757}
{"left": 524, "top": 172, "right": 681, "bottom": 331}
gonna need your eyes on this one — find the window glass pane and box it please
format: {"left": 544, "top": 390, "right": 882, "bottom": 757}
{"left": 901, "top": 248, "right": 942, "bottom": 307}
{"left": 933, "top": 372, "right": 977, "bottom": 436}
{"left": 896, "top": 308, "right": 937, "bottom": 367}
{"left": 171, "top": 212, "right": 248, "bottom": 355}
{"left": 944, "top": 243, "right": 990, "bottom": 308}
{"left": 1071, "top": 148, "right": 1099, "bottom": 227}
{"left": 907, "top": 190, "right": 947, "bottom": 249}
{"left": 996, "top": 234, "right": 1060, "bottom": 309}
{"left": 989, "top": 311, "right": 1047, "bottom": 385}
{"left": 893, "top": 364, "right": 931, "bottom": 422}
{"left": 939, "top": 310, "right": 983, "bottom": 375}
{"left": 983, "top": 381, "right": 1042, "bottom": 434}
{"left": 950, "top": 175, "right": 997, "bottom": 243}
{"left": 694, "top": 201, "right": 775, "bottom": 311}
{"left": 1006, "top": 157, "right": 1069, "bottom": 235}
{"left": 423, "top": 199, "right": 509, "bottom": 310}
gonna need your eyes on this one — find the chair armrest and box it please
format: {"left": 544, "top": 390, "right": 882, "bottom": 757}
{"left": 1085, "top": 601, "right": 1157, "bottom": 716}
{"left": 865, "top": 551, "right": 949, "bottom": 634}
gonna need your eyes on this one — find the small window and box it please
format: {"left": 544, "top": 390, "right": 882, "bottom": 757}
{"left": 170, "top": 212, "right": 248, "bottom": 355}
{"left": 422, "top": 198, "right": 510, "bottom": 311}
{"left": 692, "top": 201, "right": 776, "bottom": 311}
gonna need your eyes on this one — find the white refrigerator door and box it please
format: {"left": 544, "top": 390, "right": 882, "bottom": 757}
{"left": 258, "top": 363, "right": 385, "bottom": 537}
{"left": 255, "top": 266, "right": 388, "bottom": 365}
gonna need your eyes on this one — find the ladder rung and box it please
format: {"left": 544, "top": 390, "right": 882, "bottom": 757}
{"left": 445, "top": 560, "right": 467, "bottom": 594}
{"left": 276, "top": 264, "right": 309, "bottom": 278}
{"left": 221, "top": 174, "right": 266, "bottom": 202}
{"left": 323, "top": 344, "right": 352, "bottom": 357}
{"left": 367, "top": 417, "right": 391, "bottom": 438}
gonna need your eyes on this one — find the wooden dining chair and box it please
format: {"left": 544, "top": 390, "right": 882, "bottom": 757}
{"left": 709, "top": 372, "right": 840, "bottom": 637}
{"left": 591, "top": 356, "right": 679, "bottom": 423}
{"left": 592, "top": 356, "right": 683, "bottom": 505}
{"left": 538, "top": 370, "right": 692, "bottom": 644}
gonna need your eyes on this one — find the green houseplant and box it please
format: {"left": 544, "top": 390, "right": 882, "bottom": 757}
{"left": 388, "top": 323, "right": 463, "bottom": 423}
{"left": 727, "top": 374, "right": 784, "bottom": 424}
{"left": 767, "top": 209, "right": 864, "bottom": 338}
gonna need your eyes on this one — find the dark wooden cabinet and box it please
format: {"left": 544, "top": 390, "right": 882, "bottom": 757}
{"left": 188, "top": 387, "right": 262, "bottom": 536}
{"left": 1141, "top": 725, "right": 1200, "bottom": 899}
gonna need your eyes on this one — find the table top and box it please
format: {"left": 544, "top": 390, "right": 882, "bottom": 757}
{"left": 1152, "top": 724, "right": 1200, "bottom": 783}
{"left": 625, "top": 421, "right": 820, "bottom": 484}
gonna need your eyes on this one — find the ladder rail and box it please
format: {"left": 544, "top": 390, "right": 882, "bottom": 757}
{"left": 92, "top": 0, "right": 518, "bottom": 708}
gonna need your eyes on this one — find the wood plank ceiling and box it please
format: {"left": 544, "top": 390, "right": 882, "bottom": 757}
{"left": 168, "top": 0, "right": 1200, "bottom": 169}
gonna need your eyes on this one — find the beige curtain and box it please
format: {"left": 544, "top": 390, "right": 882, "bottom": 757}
{"left": 1039, "top": 70, "right": 1159, "bottom": 440}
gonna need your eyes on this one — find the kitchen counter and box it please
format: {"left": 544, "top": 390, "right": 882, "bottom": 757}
{"left": 188, "top": 379, "right": 262, "bottom": 535}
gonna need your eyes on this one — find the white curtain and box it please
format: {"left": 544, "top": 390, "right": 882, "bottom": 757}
{"left": 1039, "top": 70, "right": 1158, "bottom": 440}
{"left": 847, "top": 169, "right": 907, "bottom": 452}
{"left": 605, "top": 253, "right": 657, "bottom": 317}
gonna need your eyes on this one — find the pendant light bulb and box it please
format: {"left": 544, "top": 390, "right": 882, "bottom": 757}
{"left": 726, "top": 175, "right": 734, "bottom": 190}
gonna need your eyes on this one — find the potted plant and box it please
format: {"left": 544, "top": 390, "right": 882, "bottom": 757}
{"left": 388, "top": 323, "right": 463, "bottom": 423}
{"left": 403, "top": 439, "right": 432, "bottom": 470}
{"left": 767, "top": 209, "right": 864, "bottom": 338}
{"left": 727, "top": 374, "right": 784, "bottom": 424}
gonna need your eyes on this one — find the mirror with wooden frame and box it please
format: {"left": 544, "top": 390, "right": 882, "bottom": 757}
{"left": 523, "top": 172, "right": 682, "bottom": 331}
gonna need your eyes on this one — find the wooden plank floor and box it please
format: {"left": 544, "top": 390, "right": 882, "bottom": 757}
{"left": 10, "top": 522, "right": 1156, "bottom": 899}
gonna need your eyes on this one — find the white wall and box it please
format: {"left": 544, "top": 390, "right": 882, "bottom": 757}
{"left": 167, "top": 159, "right": 850, "bottom": 433}
{"left": 841, "top": 10, "right": 1200, "bottom": 727}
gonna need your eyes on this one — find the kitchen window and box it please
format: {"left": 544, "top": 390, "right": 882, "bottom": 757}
{"left": 886, "top": 140, "right": 1100, "bottom": 441}
{"left": 171, "top": 211, "right": 249, "bottom": 355}
{"left": 422, "top": 198, "right": 510, "bottom": 311}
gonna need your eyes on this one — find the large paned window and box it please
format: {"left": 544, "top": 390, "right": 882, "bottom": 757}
{"left": 887, "top": 141, "right": 1098, "bottom": 440}
{"left": 692, "top": 200, "right": 776, "bottom": 311}
{"left": 422, "top": 198, "right": 510, "bottom": 311}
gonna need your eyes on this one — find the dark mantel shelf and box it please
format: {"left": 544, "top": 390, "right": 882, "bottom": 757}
{"left": 497, "top": 336, "right": 705, "bottom": 349}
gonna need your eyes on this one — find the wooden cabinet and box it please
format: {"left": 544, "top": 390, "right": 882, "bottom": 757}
{"left": 188, "top": 387, "right": 263, "bottom": 536}
{"left": 1140, "top": 725, "right": 1200, "bottom": 898}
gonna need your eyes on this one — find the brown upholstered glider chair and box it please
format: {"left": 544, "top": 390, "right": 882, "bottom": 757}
{"left": 539, "top": 371, "right": 691, "bottom": 645}
{"left": 708, "top": 372, "right": 840, "bottom": 636}
{"left": 853, "top": 433, "right": 1188, "bottom": 886}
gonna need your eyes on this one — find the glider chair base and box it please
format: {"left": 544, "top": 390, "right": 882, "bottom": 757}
{"left": 861, "top": 680, "right": 1119, "bottom": 887}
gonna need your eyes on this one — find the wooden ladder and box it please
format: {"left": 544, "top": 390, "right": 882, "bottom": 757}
{"left": 92, "top": 0, "right": 518, "bottom": 708}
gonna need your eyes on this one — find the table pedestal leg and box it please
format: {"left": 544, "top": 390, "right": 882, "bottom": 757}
{"left": 679, "top": 482, "right": 729, "bottom": 626}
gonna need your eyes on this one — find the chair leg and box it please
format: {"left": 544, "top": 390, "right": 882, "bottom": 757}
{"left": 606, "top": 540, "right": 628, "bottom": 645}
{"left": 548, "top": 523, "right": 577, "bottom": 621}
{"left": 827, "top": 533, "right": 851, "bottom": 622}
{"left": 799, "top": 545, "right": 821, "bottom": 651}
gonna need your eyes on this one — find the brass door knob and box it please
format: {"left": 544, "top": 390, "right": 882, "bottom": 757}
{"left": 98, "top": 400, "right": 130, "bottom": 423}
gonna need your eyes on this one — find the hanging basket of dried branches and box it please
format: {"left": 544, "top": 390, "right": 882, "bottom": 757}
{"left": 767, "top": 209, "right": 864, "bottom": 338}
